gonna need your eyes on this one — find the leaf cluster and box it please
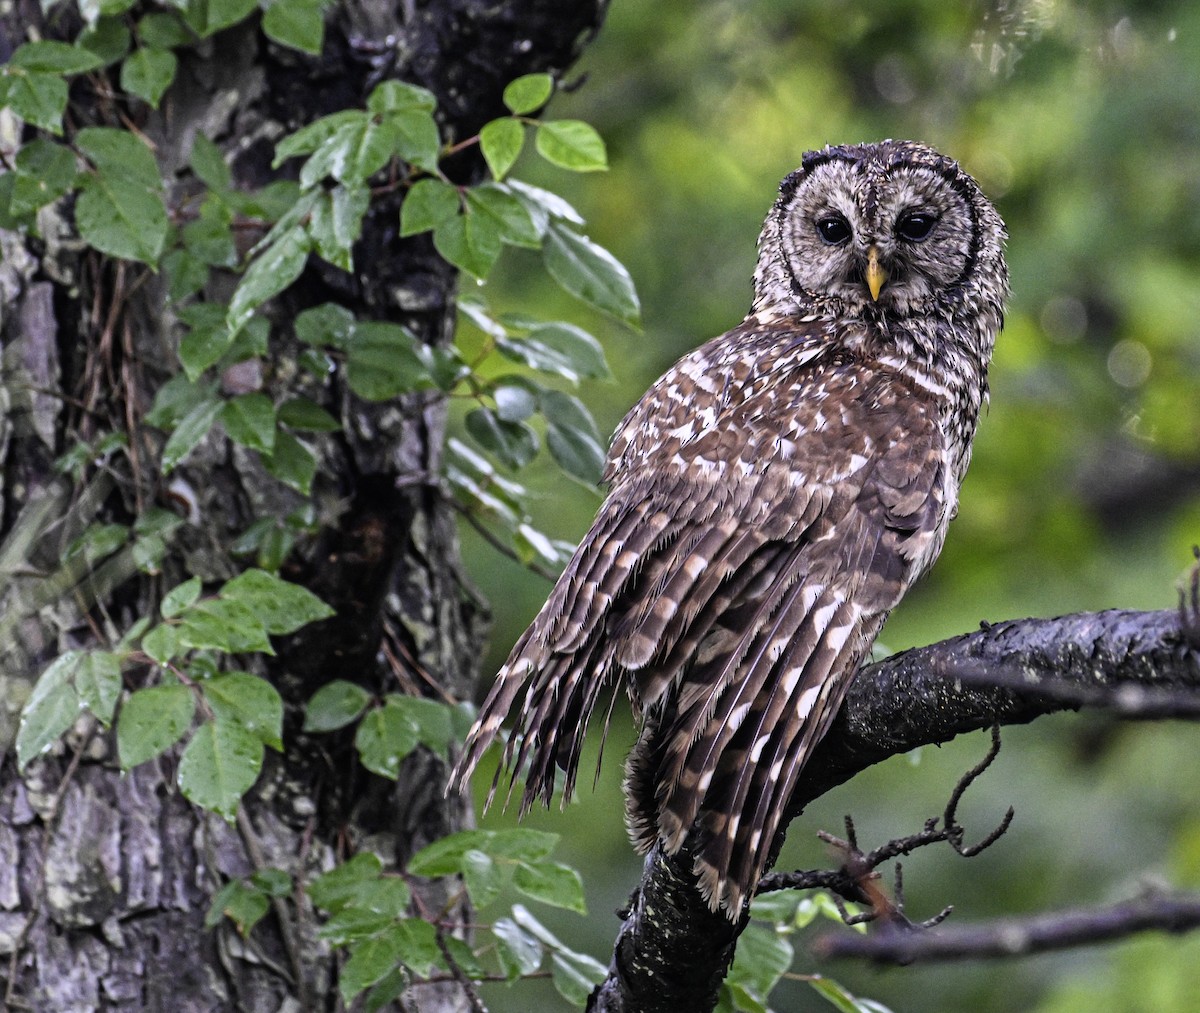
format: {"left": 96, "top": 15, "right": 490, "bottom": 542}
{"left": 3, "top": 10, "right": 640, "bottom": 1011}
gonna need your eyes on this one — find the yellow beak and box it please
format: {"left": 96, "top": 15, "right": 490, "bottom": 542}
{"left": 866, "top": 245, "right": 888, "bottom": 301}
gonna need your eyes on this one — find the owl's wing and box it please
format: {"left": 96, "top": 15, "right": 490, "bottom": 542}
{"left": 617, "top": 342, "right": 946, "bottom": 914}
{"left": 451, "top": 321, "right": 948, "bottom": 916}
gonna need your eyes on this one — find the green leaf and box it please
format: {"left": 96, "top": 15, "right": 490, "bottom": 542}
{"left": 496, "top": 323, "right": 611, "bottom": 384}
{"left": 508, "top": 178, "right": 585, "bottom": 231}
{"left": 465, "top": 183, "right": 540, "bottom": 248}
{"left": 207, "top": 879, "right": 270, "bottom": 934}
{"left": 441, "top": 935, "right": 485, "bottom": 979}
{"left": 138, "top": 11, "right": 194, "bottom": 49}
{"left": 808, "top": 976, "right": 884, "bottom": 1013}
{"left": 17, "top": 652, "right": 84, "bottom": 769}
{"left": 300, "top": 115, "right": 391, "bottom": 188}
{"left": 465, "top": 407, "right": 538, "bottom": 470}
{"left": 178, "top": 320, "right": 234, "bottom": 380}
{"left": 278, "top": 397, "right": 340, "bottom": 432}
{"left": 492, "top": 917, "right": 543, "bottom": 979}
{"left": 543, "top": 222, "right": 640, "bottom": 325}
{"left": 304, "top": 680, "right": 371, "bottom": 732}
{"left": 117, "top": 683, "right": 196, "bottom": 768}
{"left": 319, "top": 906, "right": 395, "bottom": 945}
{"left": 386, "top": 110, "right": 441, "bottom": 174}
{"left": 75, "top": 651, "right": 122, "bottom": 725}
{"left": 148, "top": 374, "right": 218, "bottom": 429}
{"left": 262, "top": 430, "right": 317, "bottom": 494}
{"left": 433, "top": 210, "right": 502, "bottom": 280}
{"left": 339, "top": 933, "right": 405, "bottom": 1003}
{"left": 250, "top": 868, "right": 292, "bottom": 897}
{"left": 227, "top": 316, "right": 270, "bottom": 364}
{"left": 354, "top": 699, "right": 421, "bottom": 779}
{"left": 480, "top": 118, "right": 525, "bottom": 180}
{"left": 190, "top": 133, "right": 230, "bottom": 190}
{"left": 99, "top": 0, "right": 138, "bottom": 15}
{"left": 141, "top": 623, "right": 180, "bottom": 665}
{"left": 513, "top": 860, "right": 586, "bottom": 914}
{"left": 177, "top": 597, "right": 274, "bottom": 654}
{"left": 222, "top": 568, "right": 335, "bottom": 634}
{"left": 399, "top": 178, "right": 460, "bottom": 237}
{"left": 307, "top": 184, "right": 367, "bottom": 270}
{"left": 407, "top": 829, "right": 492, "bottom": 877}
{"left": 551, "top": 951, "right": 607, "bottom": 1006}
{"left": 227, "top": 222, "right": 312, "bottom": 337}
{"left": 728, "top": 924, "right": 793, "bottom": 1008}
{"left": 162, "top": 576, "right": 203, "bottom": 617}
{"left": 542, "top": 222, "right": 638, "bottom": 324}
{"left": 79, "top": 16, "right": 132, "bottom": 66}
{"left": 0, "top": 71, "right": 67, "bottom": 134}
{"left": 120, "top": 46, "right": 177, "bottom": 107}
{"left": 221, "top": 393, "right": 277, "bottom": 454}
{"left": 65, "top": 521, "right": 129, "bottom": 562}
{"left": 160, "top": 396, "right": 223, "bottom": 473}
{"left": 535, "top": 120, "right": 607, "bottom": 172}
{"left": 164, "top": 249, "right": 209, "bottom": 301}
{"left": 183, "top": 198, "right": 237, "bottom": 267}
{"left": 367, "top": 80, "right": 436, "bottom": 114}
{"left": 461, "top": 849, "right": 502, "bottom": 908}
{"left": 9, "top": 139, "right": 77, "bottom": 217}
{"left": 502, "top": 73, "right": 553, "bottom": 115}
{"left": 275, "top": 111, "right": 361, "bottom": 165}
{"left": 202, "top": 673, "right": 284, "bottom": 750}
{"left": 514, "top": 523, "right": 570, "bottom": 569}
{"left": 262, "top": 0, "right": 325, "bottom": 55}
{"left": 308, "top": 852, "right": 385, "bottom": 911}
{"left": 541, "top": 389, "right": 606, "bottom": 485}
{"left": 388, "top": 696, "right": 452, "bottom": 754}
{"left": 390, "top": 917, "right": 440, "bottom": 975}
{"left": 179, "top": 717, "right": 264, "bottom": 820}
{"left": 183, "top": 0, "right": 257, "bottom": 37}
{"left": 345, "top": 322, "right": 434, "bottom": 400}
{"left": 133, "top": 533, "right": 168, "bottom": 572}
{"left": 76, "top": 126, "right": 161, "bottom": 187}
{"left": 493, "top": 382, "right": 537, "bottom": 423}
{"left": 408, "top": 828, "right": 559, "bottom": 876}
{"left": 75, "top": 172, "right": 169, "bottom": 265}
{"left": 8, "top": 40, "right": 105, "bottom": 73}
{"left": 295, "top": 302, "right": 356, "bottom": 348}
{"left": 532, "top": 323, "right": 611, "bottom": 379}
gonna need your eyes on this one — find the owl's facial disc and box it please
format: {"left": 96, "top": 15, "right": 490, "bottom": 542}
{"left": 779, "top": 155, "right": 977, "bottom": 317}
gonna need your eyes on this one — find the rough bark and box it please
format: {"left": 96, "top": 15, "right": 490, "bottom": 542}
{"left": 0, "top": 2, "right": 606, "bottom": 1010}
{"left": 587, "top": 608, "right": 1200, "bottom": 1013}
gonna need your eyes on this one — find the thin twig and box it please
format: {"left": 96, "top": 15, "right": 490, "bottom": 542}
{"left": 759, "top": 728, "right": 1013, "bottom": 926}
{"left": 235, "top": 807, "right": 306, "bottom": 1005}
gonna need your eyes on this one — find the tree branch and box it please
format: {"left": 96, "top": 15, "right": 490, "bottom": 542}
{"left": 587, "top": 608, "right": 1200, "bottom": 1013}
{"left": 814, "top": 889, "right": 1200, "bottom": 963}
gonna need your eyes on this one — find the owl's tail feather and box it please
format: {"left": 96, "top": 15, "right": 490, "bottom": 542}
{"left": 448, "top": 624, "right": 617, "bottom": 819}
{"left": 450, "top": 488, "right": 687, "bottom": 809}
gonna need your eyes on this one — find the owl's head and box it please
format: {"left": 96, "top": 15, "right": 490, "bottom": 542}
{"left": 753, "top": 140, "right": 1008, "bottom": 324}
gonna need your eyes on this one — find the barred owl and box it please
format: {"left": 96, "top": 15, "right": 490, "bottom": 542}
{"left": 451, "top": 140, "right": 1008, "bottom": 918}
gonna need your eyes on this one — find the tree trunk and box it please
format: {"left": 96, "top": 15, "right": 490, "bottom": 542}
{"left": 0, "top": 2, "right": 606, "bottom": 1009}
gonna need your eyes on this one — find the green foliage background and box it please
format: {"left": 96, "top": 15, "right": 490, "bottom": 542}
{"left": 465, "top": 2, "right": 1200, "bottom": 1011}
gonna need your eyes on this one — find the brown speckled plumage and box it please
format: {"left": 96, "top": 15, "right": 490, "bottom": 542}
{"left": 451, "top": 140, "right": 1009, "bottom": 918}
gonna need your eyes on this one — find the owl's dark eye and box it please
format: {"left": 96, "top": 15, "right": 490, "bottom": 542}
{"left": 815, "top": 214, "right": 852, "bottom": 245}
{"left": 896, "top": 210, "right": 937, "bottom": 242}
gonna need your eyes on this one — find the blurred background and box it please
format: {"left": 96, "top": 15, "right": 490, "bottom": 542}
{"left": 459, "top": 1, "right": 1200, "bottom": 1009}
